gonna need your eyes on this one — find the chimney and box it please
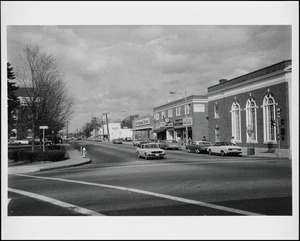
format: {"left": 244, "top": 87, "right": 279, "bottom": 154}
{"left": 219, "top": 79, "right": 227, "bottom": 84}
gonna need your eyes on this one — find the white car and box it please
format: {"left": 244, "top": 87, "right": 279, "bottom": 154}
{"left": 136, "top": 143, "right": 166, "bottom": 159}
{"left": 16, "top": 139, "right": 29, "bottom": 145}
{"left": 207, "top": 142, "right": 242, "bottom": 156}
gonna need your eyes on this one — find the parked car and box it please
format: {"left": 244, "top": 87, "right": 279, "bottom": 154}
{"left": 15, "top": 139, "right": 29, "bottom": 145}
{"left": 136, "top": 142, "right": 166, "bottom": 159}
{"left": 8, "top": 140, "right": 19, "bottom": 145}
{"left": 159, "top": 140, "right": 181, "bottom": 150}
{"left": 207, "top": 142, "right": 243, "bottom": 156}
{"left": 133, "top": 139, "right": 143, "bottom": 146}
{"left": 112, "top": 138, "right": 123, "bottom": 144}
{"left": 186, "top": 141, "right": 212, "bottom": 154}
{"left": 28, "top": 138, "right": 41, "bottom": 145}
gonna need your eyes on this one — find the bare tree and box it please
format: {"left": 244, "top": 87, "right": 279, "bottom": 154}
{"left": 16, "top": 46, "right": 73, "bottom": 151}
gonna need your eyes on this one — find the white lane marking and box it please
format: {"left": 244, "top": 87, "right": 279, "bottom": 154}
{"left": 8, "top": 187, "right": 104, "bottom": 216}
{"left": 15, "top": 174, "right": 264, "bottom": 216}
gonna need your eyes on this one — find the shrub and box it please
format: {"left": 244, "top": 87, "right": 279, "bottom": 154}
{"left": 10, "top": 145, "right": 67, "bottom": 163}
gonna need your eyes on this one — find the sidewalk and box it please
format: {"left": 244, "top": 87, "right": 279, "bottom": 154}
{"left": 8, "top": 144, "right": 92, "bottom": 175}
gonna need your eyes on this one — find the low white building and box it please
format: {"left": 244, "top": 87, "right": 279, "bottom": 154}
{"left": 121, "top": 128, "right": 133, "bottom": 140}
{"left": 102, "top": 123, "right": 122, "bottom": 141}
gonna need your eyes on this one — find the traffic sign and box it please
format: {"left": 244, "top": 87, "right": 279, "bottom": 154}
{"left": 39, "top": 126, "right": 48, "bottom": 129}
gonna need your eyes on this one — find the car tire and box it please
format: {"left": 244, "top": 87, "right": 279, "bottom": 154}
{"left": 208, "top": 149, "right": 212, "bottom": 155}
{"left": 186, "top": 148, "right": 191, "bottom": 153}
{"left": 221, "top": 150, "right": 225, "bottom": 157}
{"left": 160, "top": 156, "right": 164, "bottom": 159}
{"left": 195, "top": 149, "right": 200, "bottom": 154}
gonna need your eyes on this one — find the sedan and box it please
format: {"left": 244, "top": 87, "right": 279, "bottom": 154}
{"left": 112, "top": 138, "right": 123, "bottom": 144}
{"left": 186, "top": 141, "right": 212, "bottom": 154}
{"left": 207, "top": 142, "right": 243, "bottom": 156}
{"left": 136, "top": 143, "right": 166, "bottom": 159}
{"left": 159, "top": 140, "right": 181, "bottom": 150}
{"left": 8, "top": 140, "right": 20, "bottom": 145}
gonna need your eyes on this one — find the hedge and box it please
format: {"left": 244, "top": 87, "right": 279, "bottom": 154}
{"left": 8, "top": 146, "right": 67, "bottom": 163}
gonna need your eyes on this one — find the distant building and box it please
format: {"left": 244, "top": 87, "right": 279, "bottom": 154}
{"left": 207, "top": 60, "right": 291, "bottom": 156}
{"left": 132, "top": 114, "right": 154, "bottom": 140}
{"left": 120, "top": 128, "right": 133, "bottom": 140}
{"left": 153, "top": 95, "right": 208, "bottom": 142}
{"left": 102, "top": 123, "right": 122, "bottom": 141}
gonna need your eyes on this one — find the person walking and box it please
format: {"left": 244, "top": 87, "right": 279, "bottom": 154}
{"left": 202, "top": 136, "right": 207, "bottom": 141}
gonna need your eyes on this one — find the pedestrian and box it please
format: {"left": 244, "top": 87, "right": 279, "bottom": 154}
{"left": 230, "top": 136, "right": 236, "bottom": 145}
{"left": 202, "top": 136, "right": 207, "bottom": 141}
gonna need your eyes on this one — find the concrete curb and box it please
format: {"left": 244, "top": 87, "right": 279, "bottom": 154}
{"left": 8, "top": 144, "right": 92, "bottom": 175}
{"left": 38, "top": 159, "right": 92, "bottom": 172}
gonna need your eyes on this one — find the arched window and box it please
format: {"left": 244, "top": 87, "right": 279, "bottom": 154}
{"left": 246, "top": 97, "right": 257, "bottom": 143}
{"left": 231, "top": 101, "right": 241, "bottom": 142}
{"left": 263, "top": 93, "right": 277, "bottom": 142}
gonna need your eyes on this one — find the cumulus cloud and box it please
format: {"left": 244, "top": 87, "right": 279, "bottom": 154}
{"left": 6, "top": 25, "right": 291, "bottom": 132}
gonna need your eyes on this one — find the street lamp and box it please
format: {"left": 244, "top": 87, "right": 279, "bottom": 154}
{"left": 169, "top": 91, "right": 188, "bottom": 147}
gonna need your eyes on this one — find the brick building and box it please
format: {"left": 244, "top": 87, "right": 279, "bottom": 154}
{"left": 153, "top": 95, "right": 208, "bottom": 142}
{"left": 207, "top": 60, "right": 292, "bottom": 156}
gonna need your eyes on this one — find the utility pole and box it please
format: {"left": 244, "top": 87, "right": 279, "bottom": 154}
{"left": 103, "top": 112, "right": 110, "bottom": 142}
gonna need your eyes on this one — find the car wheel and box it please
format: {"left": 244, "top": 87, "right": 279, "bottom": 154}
{"left": 186, "top": 148, "right": 191, "bottom": 153}
{"left": 195, "top": 149, "right": 200, "bottom": 154}
{"left": 160, "top": 156, "right": 164, "bottom": 159}
{"left": 208, "top": 149, "right": 212, "bottom": 155}
{"left": 220, "top": 150, "right": 225, "bottom": 157}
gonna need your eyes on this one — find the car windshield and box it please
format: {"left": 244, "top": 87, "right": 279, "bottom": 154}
{"left": 144, "top": 144, "right": 159, "bottom": 149}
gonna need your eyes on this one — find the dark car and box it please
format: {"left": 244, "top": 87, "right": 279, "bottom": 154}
{"left": 186, "top": 141, "right": 212, "bottom": 154}
{"left": 112, "top": 138, "right": 123, "bottom": 144}
{"left": 159, "top": 140, "right": 181, "bottom": 150}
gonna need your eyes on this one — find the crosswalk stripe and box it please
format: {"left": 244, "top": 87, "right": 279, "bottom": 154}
{"left": 15, "top": 174, "right": 264, "bottom": 216}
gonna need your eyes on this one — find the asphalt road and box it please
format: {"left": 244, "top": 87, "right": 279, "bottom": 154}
{"left": 8, "top": 140, "right": 292, "bottom": 216}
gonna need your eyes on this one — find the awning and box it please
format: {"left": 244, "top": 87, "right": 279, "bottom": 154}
{"left": 152, "top": 127, "right": 167, "bottom": 133}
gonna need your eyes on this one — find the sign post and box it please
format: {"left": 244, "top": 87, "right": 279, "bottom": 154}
{"left": 39, "top": 126, "right": 48, "bottom": 152}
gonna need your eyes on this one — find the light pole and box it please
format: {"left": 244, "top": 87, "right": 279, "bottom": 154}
{"left": 169, "top": 91, "right": 188, "bottom": 147}
{"left": 102, "top": 112, "right": 110, "bottom": 141}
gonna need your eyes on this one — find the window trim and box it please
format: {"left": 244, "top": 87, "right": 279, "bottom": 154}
{"left": 263, "top": 93, "right": 277, "bottom": 143}
{"left": 231, "top": 101, "right": 242, "bottom": 143}
{"left": 245, "top": 97, "right": 258, "bottom": 144}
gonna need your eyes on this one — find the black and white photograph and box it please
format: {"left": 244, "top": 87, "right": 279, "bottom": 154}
{"left": 1, "top": 2, "right": 299, "bottom": 240}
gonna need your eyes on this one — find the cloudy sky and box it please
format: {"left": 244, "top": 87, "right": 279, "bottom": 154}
{"left": 3, "top": 2, "right": 297, "bottom": 133}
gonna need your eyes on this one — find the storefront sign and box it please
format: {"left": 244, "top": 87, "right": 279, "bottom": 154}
{"left": 194, "top": 103, "right": 205, "bottom": 112}
{"left": 135, "top": 118, "right": 150, "bottom": 127}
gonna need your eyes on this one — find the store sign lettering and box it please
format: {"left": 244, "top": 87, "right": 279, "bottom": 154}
{"left": 135, "top": 118, "right": 150, "bottom": 127}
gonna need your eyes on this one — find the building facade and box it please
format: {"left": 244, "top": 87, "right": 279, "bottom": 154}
{"left": 133, "top": 114, "right": 154, "bottom": 140}
{"left": 207, "top": 60, "right": 291, "bottom": 155}
{"left": 153, "top": 95, "right": 209, "bottom": 142}
{"left": 102, "top": 123, "right": 122, "bottom": 141}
